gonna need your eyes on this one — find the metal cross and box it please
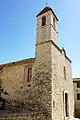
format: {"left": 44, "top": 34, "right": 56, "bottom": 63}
{"left": 45, "top": 2, "right": 48, "bottom": 7}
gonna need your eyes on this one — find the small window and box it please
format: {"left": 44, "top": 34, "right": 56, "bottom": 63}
{"left": 77, "top": 94, "right": 80, "bottom": 100}
{"left": 64, "top": 66, "right": 66, "bottom": 80}
{"left": 27, "top": 68, "right": 32, "bottom": 82}
{"left": 53, "top": 17, "right": 55, "bottom": 29}
{"left": 77, "top": 82, "right": 80, "bottom": 88}
{"left": 42, "top": 16, "right": 46, "bottom": 26}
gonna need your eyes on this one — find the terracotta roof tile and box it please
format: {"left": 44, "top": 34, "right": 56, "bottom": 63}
{"left": 36, "top": 6, "right": 58, "bottom": 21}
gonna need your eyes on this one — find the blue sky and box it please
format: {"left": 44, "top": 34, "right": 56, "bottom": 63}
{"left": 0, "top": 0, "right": 80, "bottom": 77}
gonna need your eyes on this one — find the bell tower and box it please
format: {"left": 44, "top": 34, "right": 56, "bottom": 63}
{"left": 36, "top": 6, "right": 58, "bottom": 45}
{"left": 33, "top": 7, "right": 59, "bottom": 119}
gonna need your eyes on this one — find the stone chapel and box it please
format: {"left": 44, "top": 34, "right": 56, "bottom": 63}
{"left": 0, "top": 6, "right": 74, "bottom": 120}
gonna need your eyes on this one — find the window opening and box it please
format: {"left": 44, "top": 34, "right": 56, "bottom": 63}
{"left": 64, "top": 66, "right": 66, "bottom": 80}
{"left": 53, "top": 17, "right": 55, "bottom": 29}
{"left": 77, "top": 82, "right": 80, "bottom": 88}
{"left": 65, "top": 93, "right": 69, "bottom": 117}
{"left": 42, "top": 16, "right": 46, "bottom": 26}
{"left": 27, "top": 68, "right": 32, "bottom": 82}
{"left": 77, "top": 93, "right": 80, "bottom": 100}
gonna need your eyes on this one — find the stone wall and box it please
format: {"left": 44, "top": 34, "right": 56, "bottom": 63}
{"left": 33, "top": 42, "right": 53, "bottom": 118}
{"left": 34, "top": 41, "right": 74, "bottom": 120}
{"left": 0, "top": 58, "right": 34, "bottom": 111}
{"left": 51, "top": 42, "right": 74, "bottom": 120}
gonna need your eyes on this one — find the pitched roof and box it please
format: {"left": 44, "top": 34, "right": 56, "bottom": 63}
{"left": 36, "top": 6, "right": 58, "bottom": 21}
{"left": 0, "top": 58, "right": 35, "bottom": 68}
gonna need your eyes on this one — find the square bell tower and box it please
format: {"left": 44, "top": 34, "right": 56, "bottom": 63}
{"left": 36, "top": 6, "right": 58, "bottom": 45}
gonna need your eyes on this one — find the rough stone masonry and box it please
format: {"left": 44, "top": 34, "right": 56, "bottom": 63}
{"left": 0, "top": 6, "right": 74, "bottom": 120}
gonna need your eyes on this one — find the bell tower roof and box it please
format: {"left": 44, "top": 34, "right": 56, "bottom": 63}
{"left": 36, "top": 6, "right": 58, "bottom": 21}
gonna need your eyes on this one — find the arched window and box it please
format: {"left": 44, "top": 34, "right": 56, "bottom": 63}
{"left": 64, "top": 66, "right": 66, "bottom": 80}
{"left": 53, "top": 17, "right": 55, "bottom": 29}
{"left": 42, "top": 16, "right": 46, "bottom": 26}
{"left": 63, "top": 90, "right": 69, "bottom": 118}
{"left": 65, "top": 93, "right": 69, "bottom": 117}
